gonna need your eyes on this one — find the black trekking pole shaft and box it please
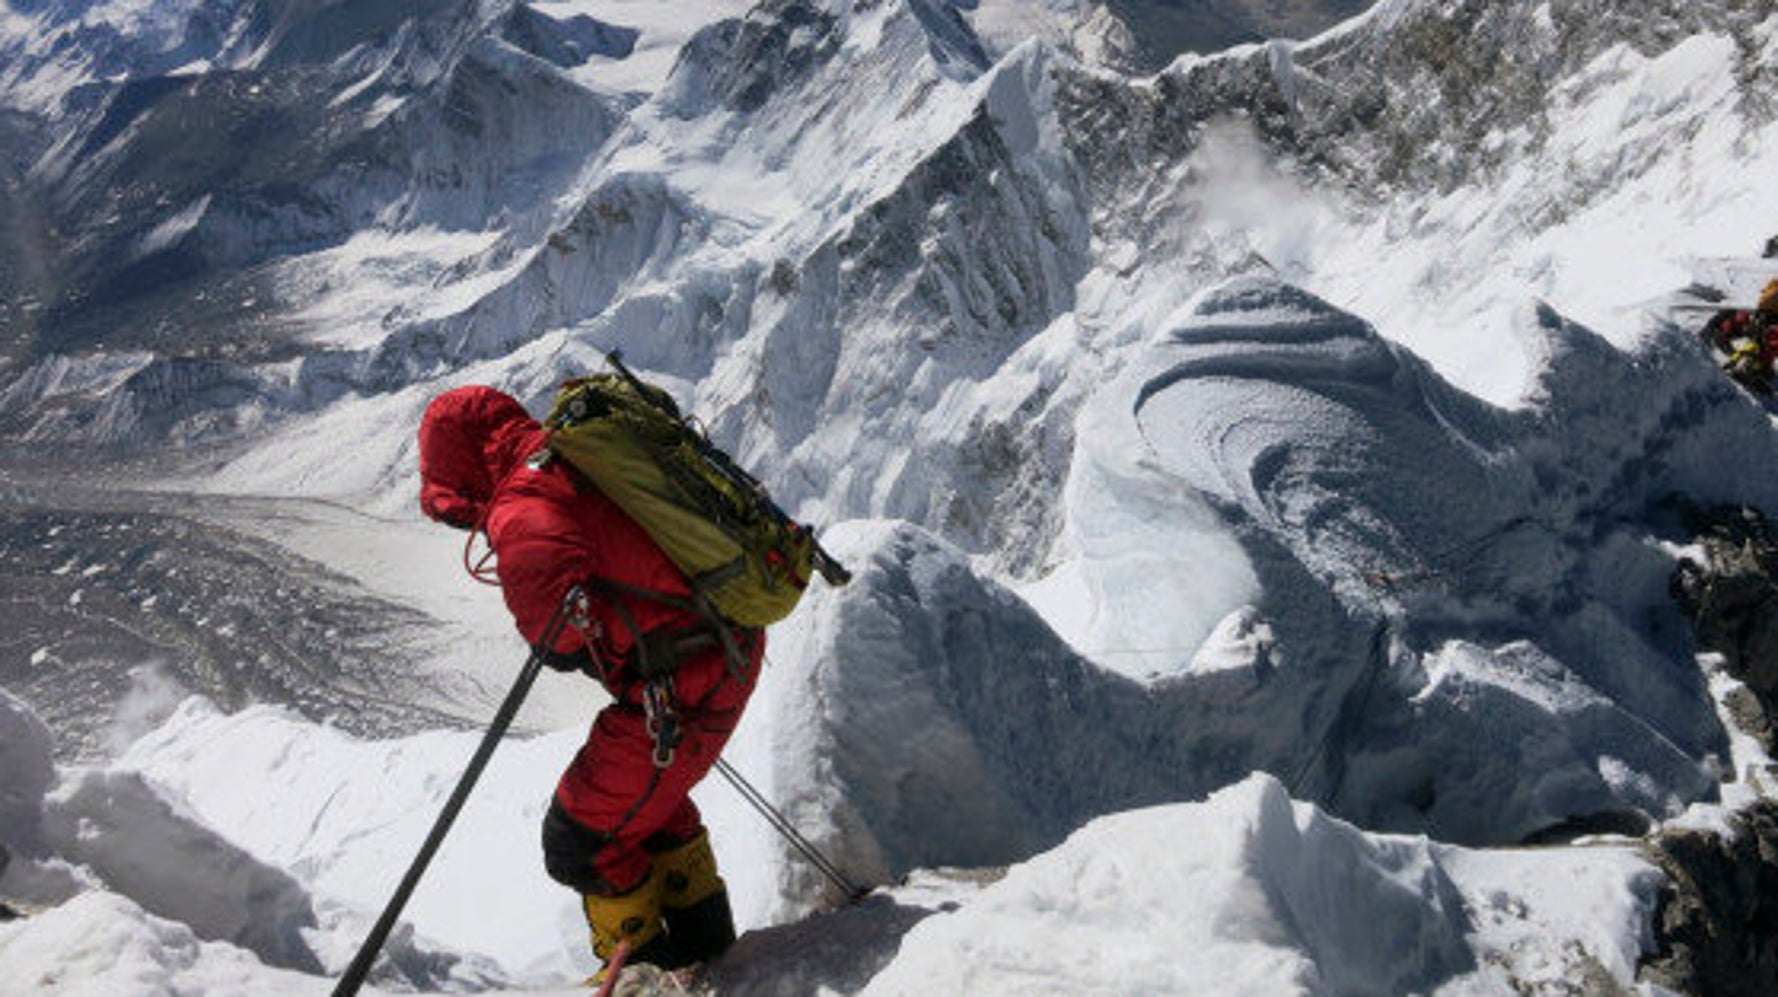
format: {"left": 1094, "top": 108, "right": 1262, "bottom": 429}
{"left": 331, "top": 592, "right": 576, "bottom": 997}
{"left": 713, "top": 757, "right": 868, "bottom": 901}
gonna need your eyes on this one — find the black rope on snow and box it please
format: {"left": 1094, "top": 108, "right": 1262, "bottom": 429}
{"left": 1285, "top": 620, "right": 1392, "bottom": 801}
{"left": 1367, "top": 514, "right": 1544, "bottom": 590}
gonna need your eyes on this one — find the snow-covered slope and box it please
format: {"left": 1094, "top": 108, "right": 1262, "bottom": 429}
{"left": 858, "top": 774, "right": 1661, "bottom": 997}
{"left": 6, "top": 0, "right": 1778, "bottom": 995}
{"left": 0, "top": 684, "right": 1698, "bottom": 996}
{"left": 0, "top": 0, "right": 632, "bottom": 386}
{"left": 968, "top": 0, "right": 1375, "bottom": 73}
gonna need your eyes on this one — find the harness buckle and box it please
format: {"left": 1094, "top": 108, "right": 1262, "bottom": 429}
{"left": 643, "top": 679, "right": 681, "bottom": 769}
{"left": 565, "top": 587, "right": 595, "bottom": 632}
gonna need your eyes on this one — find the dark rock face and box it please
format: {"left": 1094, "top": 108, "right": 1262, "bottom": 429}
{"left": 1670, "top": 505, "right": 1778, "bottom": 753}
{"left": 1653, "top": 504, "right": 1778, "bottom": 994}
{"left": 673, "top": 0, "right": 845, "bottom": 115}
{"left": 1643, "top": 800, "right": 1778, "bottom": 997}
{"left": 499, "top": 3, "right": 636, "bottom": 70}
{"left": 1096, "top": 0, "right": 1373, "bottom": 73}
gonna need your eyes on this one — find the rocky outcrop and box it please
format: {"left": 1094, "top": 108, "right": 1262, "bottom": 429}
{"left": 1652, "top": 503, "right": 1778, "bottom": 994}
{"left": 1671, "top": 504, "right": 1778, "bottom": 754}
{"left": 0, "top": 844, "right": 17, "bottom": 921}
{"left": 1094, "top": 0, "right": 1372, "bottom": 73}
{"left": 1057, "top": 0, "right": 1778, "bottom": 243}
{"left": 1643, "top": 800, "right": 1778, "bottom": 997}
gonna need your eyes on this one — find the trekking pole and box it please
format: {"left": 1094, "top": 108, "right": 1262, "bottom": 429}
{"left": 332, "top": 587, "right": 581, "bottom": 997}
{"left": 712, "top": 757, "right": 869, "bottom": 902}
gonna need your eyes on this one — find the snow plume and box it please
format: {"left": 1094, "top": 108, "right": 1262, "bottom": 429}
{"left": 103, "top": 663, "right": 189, "bottom": 757}
{"left": 1172, "top": 115, "right": 1340, "bottom": 285}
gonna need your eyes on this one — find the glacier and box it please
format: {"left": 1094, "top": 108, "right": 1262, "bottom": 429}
{"left": 4, "top": 0, "right": 1778, "bottom": 994}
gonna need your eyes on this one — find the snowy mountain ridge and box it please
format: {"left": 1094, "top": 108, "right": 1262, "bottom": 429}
{"left": 6, "top": 0, "right": 1775, "bottom": 548}
{"left": 4, "top": 0, "right": 1778, "bottom": 995}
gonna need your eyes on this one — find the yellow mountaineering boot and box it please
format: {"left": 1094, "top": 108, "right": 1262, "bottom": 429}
{"left": 583, "top": 872, "right": 667, "bottom": 970}
{"left": 650, "top": 830, "right": 736, "bottom": 967}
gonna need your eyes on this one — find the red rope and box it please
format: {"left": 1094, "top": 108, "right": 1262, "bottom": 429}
{"left": 461, "top": 517, "right": 501, "bottom": 586}
{"left": 591, "top": 940, "right": 635, "bottom": 997}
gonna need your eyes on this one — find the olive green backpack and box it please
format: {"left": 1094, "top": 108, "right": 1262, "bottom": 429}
{"left": 542, "top": 352, "right": 849, "bottom": 628}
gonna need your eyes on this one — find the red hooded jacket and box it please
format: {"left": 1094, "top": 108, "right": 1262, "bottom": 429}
{"left": 417, "top": 384, "right": 706, "bottom": 671}
{"left": 419, "top": 385, "right": 765, "bottom": 896}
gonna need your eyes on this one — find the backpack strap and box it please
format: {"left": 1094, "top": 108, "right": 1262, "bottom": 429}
{"left": 577, "top": 574, "right": 760, "bottom": 771}
{"left": 577, "top": 575, "right": 760, "bottom": 685}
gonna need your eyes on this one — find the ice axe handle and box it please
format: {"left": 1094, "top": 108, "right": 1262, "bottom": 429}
{"left": 813, "top": 545, "right": 851, "bottom": 587}
{"left": 606, "top": 349, "right": 662, "bottom": 403}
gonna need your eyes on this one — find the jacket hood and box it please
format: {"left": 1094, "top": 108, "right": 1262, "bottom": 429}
{"left": 417, "top": 385, "right": 540, "bottom": 529}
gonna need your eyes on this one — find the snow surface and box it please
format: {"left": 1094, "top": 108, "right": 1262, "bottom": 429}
{"left": 8, "top": 443, "right": 1764, "bottom": 994}
{"left": 0, "top": 691, "right": 1685, "bottom": 997}
{"left": 0, "top": 892, "right": 334, "bottom": 997}
{"left": 858, "top": 774, "right": 1661, "bottom": 997}
{"left": 1317, "top": 17, "right": 1778, "bottom": 404}
{"left": 6, "top": 0, "right": 1778, "bottom": 995}
{"left": 538, "top": 0, "right": 756, "bottom": 95}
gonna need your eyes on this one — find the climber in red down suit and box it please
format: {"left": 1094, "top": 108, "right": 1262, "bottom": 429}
{"left": 416, "top": 385, "right": 762, "bottom": 973}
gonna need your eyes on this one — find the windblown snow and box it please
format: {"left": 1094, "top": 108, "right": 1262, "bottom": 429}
{"left": 5, "top": 0, "right": 1778, "bottom": 995}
